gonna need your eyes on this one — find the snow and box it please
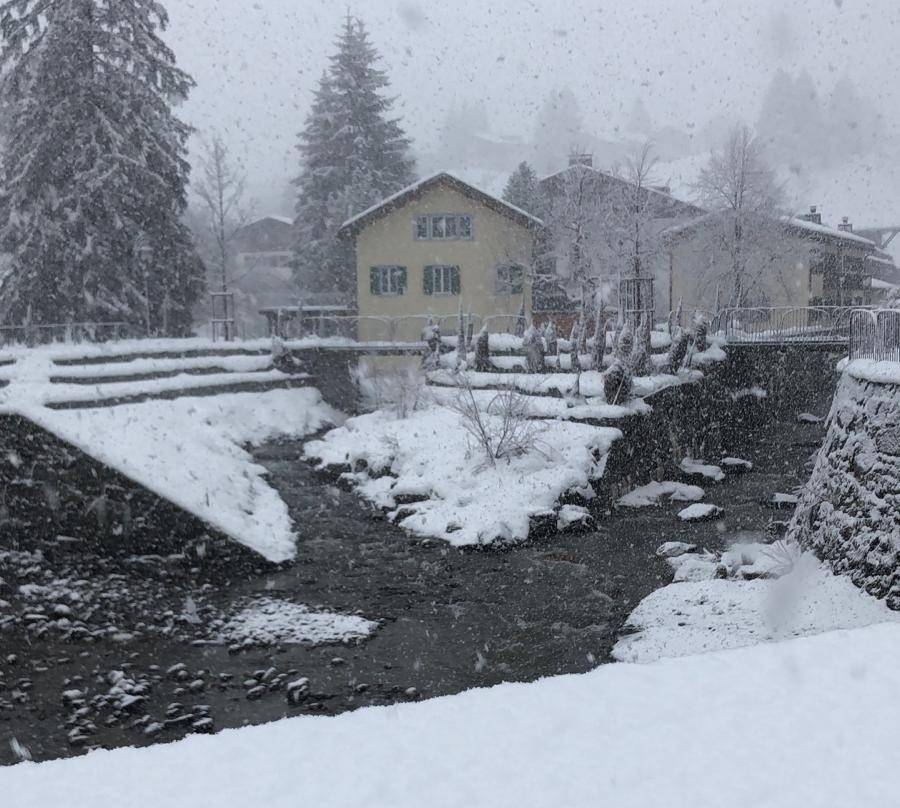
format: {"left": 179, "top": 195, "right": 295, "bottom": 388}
{"left": 339, "top": 171, "right": 544, "bottom": 231}
{"left": 215, "top": 597, "right": 377, "bottom": 647}
{"left": 689, "top": 340, "right": 727, "bottom": 366}
{"left": 556, "top": 504, "right": 594, "bottom": 531}
{"left": 677, "top": 503, "right": 723, "bottom": 521}
{"left": 772, "top": 492, "right": 800, "bottom": 506}
{"left": 427, "top": 368, "right": 702, "bottom": 406}
{"left": 427, "top": 384, "right": 649, "bottom": 422}
{"left": 845, "top": 358, "right": 900, "bottom": 386}
{"left": 614, "top": 556, "right": 900, "bottom": 664}
{"left": 28, "top": 390, "right": 341, "bottom": 562}
{"left": 785, "top": 215, "right": 876, "bottom": 246}
{"left": 617, "top": 481, "right": 705, "bottom": 507}
{"left": 8, "top": 623, "right": 900, "bottom": 807}
{"left": 304, "top": 404, "right": 620, "bottom": 546}
{"left": 47, "top": 353, "right": 275, "bottom": 379}
{"left": 679, "top": 457, "right": 725, "bottom": 482}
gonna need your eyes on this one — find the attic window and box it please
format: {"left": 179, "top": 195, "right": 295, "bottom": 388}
{"left": 413, "top": 214, "right": 474, "bottom": 241}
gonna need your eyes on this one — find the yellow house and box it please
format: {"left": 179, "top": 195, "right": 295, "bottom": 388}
{"left": 338, "top": 172, "right": 543, "bottom": 342}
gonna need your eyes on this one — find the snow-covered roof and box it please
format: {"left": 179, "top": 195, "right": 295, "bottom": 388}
{"left": 661, "top": 211, "right": 879, "bottom": 250}
{"left": 866, "top": 254, "right": 896, "bottom": 268}
{"left": 871, "top": 277, "right": 899, "bottom": 290}
{"left": 338, "top": 172, "right": 545, "bottom": 234}
{"left": 539, "top": 162, "right": 704, "bottom": 216}
{"left": 786, "top": 216, "right": 876, "bottom": 247}
{"left": 245, "top": 214, "right": 294, "bottom": 227}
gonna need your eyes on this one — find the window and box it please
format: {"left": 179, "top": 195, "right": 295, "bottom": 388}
{"left": 495, "top": 263, "right": 525, "bottom": 295}
{"left": 369, "top": 265, "right": 407, "bottom": 296}
{"left": 412, "top": 214, "right": 474, "bottom": 241}
{"left": 424, "top": 265, "right": 460, "bottom": 296}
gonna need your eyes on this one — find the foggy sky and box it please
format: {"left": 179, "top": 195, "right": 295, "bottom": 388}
{"left": 167, "top": 0, "right": 900, "bottom": 212}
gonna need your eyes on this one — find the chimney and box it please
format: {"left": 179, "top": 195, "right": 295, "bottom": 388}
{"left": 568, "top": 152, "right": 593, "bottom": 168}
{"left": 800, "top": 205, "right": 822, "bottom": 225}
{"left": 838, "top": 216, "right": 853, "bottom": 232}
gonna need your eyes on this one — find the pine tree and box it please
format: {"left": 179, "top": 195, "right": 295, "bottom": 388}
{"left": 0, "top": 0, "right": 203, "bottom": 334}
{"left": 502, "top": 162, "right": 544, "bottom": 218}
{"left": 293, "top": 15, "right": 416, "bottom": 303}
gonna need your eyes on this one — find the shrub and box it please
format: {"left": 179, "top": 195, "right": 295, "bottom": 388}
{"left": 449, "top": 382, "right": 544, "bottom": 469}
{"left": 604, "top": 359, "right": 633, "bottom": 404}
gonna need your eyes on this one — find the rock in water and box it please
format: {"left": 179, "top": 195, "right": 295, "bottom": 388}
{"left": 677, "top": 503, "right": 724, "bottom": 522}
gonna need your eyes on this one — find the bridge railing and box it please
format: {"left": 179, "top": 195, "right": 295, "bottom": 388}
{"left": 275, "top": 312, "right": 527, "bottom": 343}
{"left": 710, "top": 306, "right": 862, "bottom": 344}
{"left": 849, "top": 309, "right": 900, "bottom": 362}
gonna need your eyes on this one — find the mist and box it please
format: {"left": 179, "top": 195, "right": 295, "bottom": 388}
{"left": 167, "top": 0, "right": 900, "bottom": 217}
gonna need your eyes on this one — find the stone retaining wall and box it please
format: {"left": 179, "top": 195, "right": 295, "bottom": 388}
{"left": 789, "top": 367, "right": 900, "bottom": 608}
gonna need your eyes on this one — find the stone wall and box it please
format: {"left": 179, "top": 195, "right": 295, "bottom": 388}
{"left": 789, "top": 366, "right": 900, "bottom": 608}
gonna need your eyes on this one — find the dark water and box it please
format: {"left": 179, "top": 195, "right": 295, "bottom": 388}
{"left": 0, "top": 406, "right": 826, "bottom": 765}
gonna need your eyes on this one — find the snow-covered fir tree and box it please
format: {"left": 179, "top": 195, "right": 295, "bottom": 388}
{"left": 503, "top": 162, "right": 544, "bottom": 218}
{"left": 293, "top": 15, "right": 416, "bottom": 302}
{"left": 0, "top": 0, "right": 204, "bottom": 334}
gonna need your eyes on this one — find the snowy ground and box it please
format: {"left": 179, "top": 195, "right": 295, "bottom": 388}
{"left": 28, "top": 390, "right": 341, "bottom": 562}
{"left": 614, "top": 544, "right": 900, "bottom": 663}
{"left": 7, "top": 622, "right": 900, "bottom": 807}
{"left": 214, "top": 597, "right": 378, "bottom": 647}
{"left": 304, "top": 403, "right": 620, "bottom": 546}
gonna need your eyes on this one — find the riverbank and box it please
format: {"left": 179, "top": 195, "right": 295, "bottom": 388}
{"left": 0, "top": 392, "right": 828, "bottom": 764}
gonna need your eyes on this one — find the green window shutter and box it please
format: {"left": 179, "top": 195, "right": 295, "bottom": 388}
{"left": 397, "top": 267, "right": 407, "bottom": 295}
{"left": 451, "top": 266, "right": 461, "bottom": 295}
{"left": 370, "top": 267, "right": 381, "bottom": 296}
{"left": 423, "top": 266, "right": 434, "bottom": 295}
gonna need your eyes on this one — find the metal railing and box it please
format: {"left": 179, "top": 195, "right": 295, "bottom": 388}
{"left": 849, "top": 309, "right": 900, "bottom": 362}
{"left": 271, "top": 313, "right": 527, "bottom": 343}
{"left": 0, "top": 322, "right": 139, "bottom": 347}
{"left": 710, "top": 306, "right": 864, "bottom": 345}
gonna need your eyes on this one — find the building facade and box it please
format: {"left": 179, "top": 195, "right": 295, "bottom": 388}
{"left": 338, "top": 173, "right": 543, "bottom": 342}
{"left": 661, "top": 208, "right": 888, "bottom": 317}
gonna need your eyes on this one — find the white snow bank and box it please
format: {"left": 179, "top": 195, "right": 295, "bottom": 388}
{"left": 29, "top": 390, "right": 341, "bottom": 562}
{"left": 617, "top": 481, "right": 704, "bottom": 507}
{"left": 304, "top": 404, "right": 620, "bottom": 546}
{"left": 690, "top": 340, "right": 727, "bottom": 366}
{"left": 9, "top": 623, "right": 900, "bottom": 807}
{"left": 614, "top": 557, "right": 900, "bottom": 664}
{"left": 0, "top": 349, "right": 302, "bottom": 411}
{"left": 215, "top": 597, "right": 377, "bottom": 646}
{"left": 427, "top": 367, "right": 701, "bottom": 406}
{"left": 845, "top": 358, "right": 900, "bottom": 386}
{"left": 679, "top": 457, "right": 725, "bottom": 481}
{"left": 426, "top": 384, "right": 649, "bottom": 422}
{"left": 677, "top": 503, "right": 723, "bottom": 521}
{"left": 48, "top": 353, "right": 275, "bottom": 378}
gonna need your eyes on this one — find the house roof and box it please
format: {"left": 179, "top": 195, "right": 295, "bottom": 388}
{"left": 539, "top": 163, "right": 704, "bottom": 214}
{"left": 253, "top": 215, "right": 294, "bottom": 226}
{"left": 661, "top": 211, "right": 879, "bottom": 251}
{"left": 338, "top": 172, "right": 545, "bottom": 236}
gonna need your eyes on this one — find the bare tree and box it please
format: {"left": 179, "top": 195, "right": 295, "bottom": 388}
{"left": 598, "top": 142, "right": 669, "bottom": 355}
{"left": 194, "top": 134, "right": 250, "bottom": 315}
{"left": 541, "top": 164, "right": 609, "bottom": 311}
{"left": 449, "top": 383, "right": 544, "bottom": 469}
{"left": 692, "top": 125, "right": 802, "bottom": 308}
{"left": 600, "top": 142, "right": 667, "bottom": 281}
